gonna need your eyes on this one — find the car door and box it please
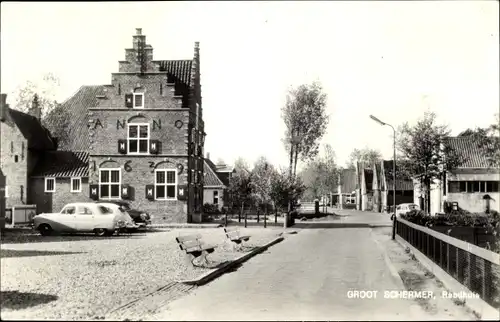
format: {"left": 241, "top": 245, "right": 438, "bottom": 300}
{"left": 74, "top": 205, "right": 96, "bottom": 232}
{"left": 55, "top": 205, "right": 77, "bottom": 232}
{"left": 94, "top": 205, "right": 115, "bottom": 229}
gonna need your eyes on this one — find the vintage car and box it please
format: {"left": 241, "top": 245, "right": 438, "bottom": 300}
{"left": 33, "top": 202, "right": 133, "bottom": 236}
{"left": 101, "top": 201, "right": 151, "bottom": 228}
{"left": 98, "top": 203, "right": 139, "bottom": 232}
{"left": 390, "top": 203, "right": 421, "bottom": 220}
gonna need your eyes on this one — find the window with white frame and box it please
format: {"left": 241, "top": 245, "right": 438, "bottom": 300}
{"left": 99, "top": 169, "right": 121, "bottom": 199}
{"left": 155, "top": 169, "right": 177, "bottom": 200}
{"left": 71, "top": 177, "right": 82, "bottom": 192}
{"left": 213, "top": 190, "right": 219, "bottom": 205}
{"left": 127, "top": 123, "right": 150, "bottom": 154}
{"left": 45, "top": 178, "right": 55, "bottom": 192}
{"left": 133, "top": 93, "right": 144, "bottom": 108}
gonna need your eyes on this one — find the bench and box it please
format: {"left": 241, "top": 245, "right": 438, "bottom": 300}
{"left": 224, "top": 227, "right": 251, "bottom": 250}
{"left": 176, "top": 234, "right": 217, "bottom": 267}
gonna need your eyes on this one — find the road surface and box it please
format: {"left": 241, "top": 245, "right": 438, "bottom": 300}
{"left": 150, "top": 227, "right": 435, "bottom": 321}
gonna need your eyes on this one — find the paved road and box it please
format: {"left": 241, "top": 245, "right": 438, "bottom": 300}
{"left": 151, "top": 228, "right": 433, "bottom": 321}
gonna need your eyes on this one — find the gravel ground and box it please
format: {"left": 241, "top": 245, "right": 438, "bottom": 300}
{"left": 0, "top": 227, "right": 282, "bottom": 321}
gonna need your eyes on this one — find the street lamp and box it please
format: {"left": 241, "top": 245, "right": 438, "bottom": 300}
{"left": 370, "top": 115, "right": 397, "bottom": 240}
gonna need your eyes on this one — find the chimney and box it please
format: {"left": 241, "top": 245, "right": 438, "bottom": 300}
{"left": 136, "top": 28, "right": 142, "bottom": 35}
{"left": 30, "top": 94, "right": 41, "bottom": 121}
{"left": 0, "top": 94, "right": 7, "bottom": 121}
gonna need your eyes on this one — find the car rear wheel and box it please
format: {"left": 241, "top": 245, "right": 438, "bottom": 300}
{"left": 94, "top": 228, "right": 110, "bottom": 237}
{"left": 38, "top": 224, "right": 53, "bottom": 236}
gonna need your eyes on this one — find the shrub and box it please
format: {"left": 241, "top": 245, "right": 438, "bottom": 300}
{"left": 203, "top": 203, "right": 221, "bottom": 215}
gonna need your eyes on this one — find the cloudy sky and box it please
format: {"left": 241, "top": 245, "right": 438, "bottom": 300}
{"left": 1, "top": 1, "right": 498, "bottom": 170}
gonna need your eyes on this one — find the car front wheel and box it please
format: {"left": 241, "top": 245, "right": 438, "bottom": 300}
{"left": 38, "top": 224, "right": 53, "bottom": 236}
{"left": 94, "top": 228, "right": 112, "bottom": 237}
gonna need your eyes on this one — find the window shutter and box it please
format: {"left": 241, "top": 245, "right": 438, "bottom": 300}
{"left": 89, "top": 184, "right": 99, "bottom": 200}
{"left": 150, "top": 140, "right": 160, "bottom": 154}
{"left": 145, "top": 184, "right": 155, "bottom": 200}
{"left": 121, "top": 184, "right": 130, "bottom": 199}
{"left": 125, "top": 94, "right": 133, "bottom": 108}
{"left": 177, "top": 185, "right": 187, "bottom": 201}
{"left": 118, "top": 139, "right": 127, "bottom": 154}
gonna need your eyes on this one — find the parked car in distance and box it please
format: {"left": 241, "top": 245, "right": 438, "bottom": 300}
{"left": 392, "top": 203, "right": 421, "bottom": 219}
{"left": 33, "top": 202, "right": 131, "bottom": 236}
{"left": 100, "top": 201, "right": 151, "bottom": 229}
{"left": 98, "top": 203, "right": 138, "bottom": 232}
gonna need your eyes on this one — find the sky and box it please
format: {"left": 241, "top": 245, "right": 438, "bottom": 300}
{"left": 1, "top": 1, "right": 498, "bottom": 171}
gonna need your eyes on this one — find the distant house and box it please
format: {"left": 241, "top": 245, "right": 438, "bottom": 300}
{"left": 203, "top": 153, "right": 234, "bottom": 209}
{"left": 415, "top": 136, "right": 500, "bottom": 215}
{"left": 356, "top": 160, "right": 414, "bottom": 212}
{"left": 332, "top": 168, "right": 357, "bottom": 207}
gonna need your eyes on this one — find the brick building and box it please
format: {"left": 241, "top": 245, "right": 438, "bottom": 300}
{"left": 2, "top": 28, "right": 207, "bottom": 224}
{"left": 0, "top": 93, "right": 58, "bottom": 225}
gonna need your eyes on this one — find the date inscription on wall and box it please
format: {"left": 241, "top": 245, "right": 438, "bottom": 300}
{"left": 117, "top": 119, "right": 162, "bottom": 130}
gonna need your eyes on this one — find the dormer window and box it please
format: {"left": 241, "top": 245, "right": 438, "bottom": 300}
{"left": 133, "top": 93, "right": 144, "bottom": 108}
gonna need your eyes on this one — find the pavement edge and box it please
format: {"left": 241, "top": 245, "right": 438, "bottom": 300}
{"left": 396, "top": 235, "right": 500, "bottom": 321}
{"left": 370, "top": 229, "right": 407, "bottom": 290}
{"left": 179, "top": 236, "right": 286, "bottom": 286}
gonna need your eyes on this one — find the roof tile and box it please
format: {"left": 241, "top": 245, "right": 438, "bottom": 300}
{"left": 204, "top": 160, "right": 225, "bottom": 187}
{"left": 445, "top": 136, "right": 493, "bottom": 168}
{"left": 31, "top": 151, "right": 89, "bottom": 178}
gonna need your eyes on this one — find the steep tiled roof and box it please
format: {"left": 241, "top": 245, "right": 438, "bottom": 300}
{"left": 31, "top": 151, "right": 89, "bottom": 178}
{"left": 204, "top": 160, "right": 225, "bottom": 187}
{"left": 51, "top": 85, "right": 105, "bottom": 151}
{"left": 335, "top": 169, "right": 357, "bottom": 194}
{"left": 445, "top": 136, "right": 493, "bottom": 168}
{"left": 382, "top": 160, "right": 413, "bottom": 191}
{"left": 364, "top": 168, "right": 373, "bottom": 191}
{"left": 158, "top": 60, "right": 193, "bottom": 87}
{"left": 7, "top": 108, "right": 56, "bottom": 151}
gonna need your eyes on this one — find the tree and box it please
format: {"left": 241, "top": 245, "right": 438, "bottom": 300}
{"left": 281, "top": 81, "right": 329, "bottom": 179}
{"left": 270, "top": 167, "right": 306, "bottom": 214}
{"left": 397, "top": 111, "right": 464, "bottom": 213}
{"left": 228, "top": 157, "right": 253, "bottom": 212}
{"left": 346, "top": 147, "right": 383, "bottom": 169}
{"left": 250, "top": 156, "right": 274, "bottom": 210}
{"left": 12, "top": 73, "right": 60, "bottom": 119}
{"left": 11, "top": 73, "right": 70, "bottom": 148}
{"left": 299, "top": 144, "right": 339, "bottom": 201}
{"left": 457, "top": 114, "right": 500, "bottom": 168}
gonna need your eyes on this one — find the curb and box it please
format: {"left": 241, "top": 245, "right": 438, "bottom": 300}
{"left": 179, "top": 236, "right": 285, "bottom": 286}
{"left": 149, "top": 224, "right": 222, "bottom": 229}
{"left": 370, "top": 231, "right": 406, "bottom": 290}
{"left": 396, "top": 235, "right": 500, "bottom": 320}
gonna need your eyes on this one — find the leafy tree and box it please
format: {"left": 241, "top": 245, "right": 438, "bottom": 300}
{"left": 11, "top": 73, "right": 70, "bottom": 148}
{"left": 270, "top": 167, "right": 306, "bottom": 214}
{"left": 250, "top": 156, "right": 274, "bottom": 210}
{"left": 299, "top": 144, "right": 339, "bottom": 201}
{"left": 228, "top": 157, "right": 253, "bottom": 211}
{"left": 346, "top": 147, "right": 383, "bottom": 169}
{"left": 397, "top": 111, "right": 464, "bottom": 213}
{"left": 281, "top": 81, "right": 329, "bottom": 178}
{"left": 457, "top": 114, "right": 500, "bottom": 168}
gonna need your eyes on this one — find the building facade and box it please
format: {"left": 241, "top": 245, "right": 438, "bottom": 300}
{"left": 418, "top": 137, "right": 500, "bottom": 215}
{"left": 2, "top": 29, "right": 207, "bottom": 224}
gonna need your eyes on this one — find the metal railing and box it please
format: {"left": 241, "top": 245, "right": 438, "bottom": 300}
{"left": 396, "top": 218, "right": 500, "bottom": 308}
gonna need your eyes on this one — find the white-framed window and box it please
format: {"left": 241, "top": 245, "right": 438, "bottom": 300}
{"left": 45, "top": 178, "right": 55, "bottom": 193}
{"left": 133, "top": 93, "right": 144, "bottom": 109}
{"left": 155, "top": 169, "right": 177, "bottom": 200}
{"left": 71, "top": 177, "right": 82, "bottom": 193}
{"left": 213, "top": 190, "right": 219, "bottom": 205}
{"left": 99, "top": 168, "right": 121, "bottom": 200}
{"left": 127, "top": 123, "right": 150, "bottom": 154}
